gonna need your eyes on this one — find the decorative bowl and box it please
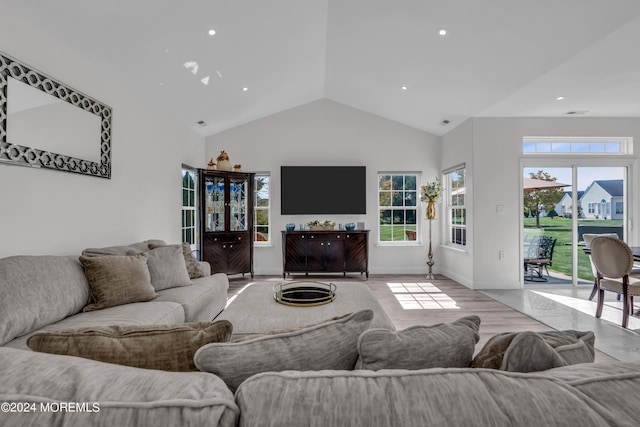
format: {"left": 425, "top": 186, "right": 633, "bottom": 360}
{"left": 345, "top": 223, "right": 356, "bottom": 230}
{"left": 285, "top": 223, "right": 295, "bottom": 231}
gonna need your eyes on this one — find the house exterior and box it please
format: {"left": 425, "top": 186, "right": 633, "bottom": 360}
{"left": 555, "top": 191, "right": 584, "bottom": 218}
{"left": 579, "top": 180, "right": 624, "bottom": 220}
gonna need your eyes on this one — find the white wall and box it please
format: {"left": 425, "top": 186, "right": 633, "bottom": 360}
{"left": 470, "top": 117, "right": 640, "bottom": 289}
{"left": 206, "top": 99, "right": 440, "bottom": 275}
{"left": 0, "top": 5, "right": 205, "bottom": 257}
{"left": 439, "top": 119, "right": 474, "bottom": 287}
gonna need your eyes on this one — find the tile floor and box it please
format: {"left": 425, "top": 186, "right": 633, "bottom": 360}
{"left": 483, "top": 285, "right": 640, "bottom": 362}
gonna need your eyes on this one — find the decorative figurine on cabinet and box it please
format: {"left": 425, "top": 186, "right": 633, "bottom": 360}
{"left": 216, "top": 151, "right": 232, "bottom": 171}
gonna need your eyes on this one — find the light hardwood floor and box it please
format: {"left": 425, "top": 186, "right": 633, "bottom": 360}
{"left": 227, "top": 273, "right": 617, "bottom": 363}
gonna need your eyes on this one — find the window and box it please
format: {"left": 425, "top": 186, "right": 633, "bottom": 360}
{"left": 181, "top": 166, "right": 198, "bottom": 255}
{"left": 523, "top": 137, "right": 632, "bottom": 155}
{"left": 588, "top": 203, "right": 596, "bottom": 214}
{"left": 616, "top": 202, "right": 624, "bottom": 215}
{"left": 254, "top": 173, "right": 270, "bottom": 244}
{"left": 446, "top": 166, "right": 466, "bottom": 246}
{"left": 378, "top": 173, "right": 418, "bottom": 242}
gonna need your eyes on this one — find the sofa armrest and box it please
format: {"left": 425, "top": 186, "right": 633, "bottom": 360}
{"left": 0, "top": 347, "right": 238, "bottom": 426}
{"left": 198, "top": 261, "right": 211, "bottom": 276}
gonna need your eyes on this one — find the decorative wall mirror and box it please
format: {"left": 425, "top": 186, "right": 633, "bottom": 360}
{"left": 0, "top": 52, "right": 112, "bottom": 178}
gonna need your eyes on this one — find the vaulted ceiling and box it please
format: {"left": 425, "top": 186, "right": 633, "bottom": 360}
{"left": 5, "top": 0, "right": 640, "bottom": 136}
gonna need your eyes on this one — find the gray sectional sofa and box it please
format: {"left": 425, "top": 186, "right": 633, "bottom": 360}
{"left": 0, "top": 240, "right": 229, "bottom": 349}
{"left": 1, "top": 240, "right": 640, "bottom": 426}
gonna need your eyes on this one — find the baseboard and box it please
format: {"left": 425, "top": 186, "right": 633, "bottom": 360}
{"left": 437, "top": 268, "right": 473, "bottom": 288}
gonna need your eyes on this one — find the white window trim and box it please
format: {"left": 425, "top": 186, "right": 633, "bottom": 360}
{"left": 444, "top": 165, "right": 467, "bottom": 248}
{"left": 181, "top": 165, "right": 199, "bottom": 256}
{"left": 254, "top": 172, "right": 271, "bottom": 246}
{"left": 377, "top": 172, "right": 421, "bottom": 245}
{"left": 523, "top": 136, "right": 633, "bottom": 155}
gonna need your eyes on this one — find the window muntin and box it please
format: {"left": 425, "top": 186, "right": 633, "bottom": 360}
{"left": 181, "top": 166, "right": 199, "bottom": 256}
{"left": 523, "top": 137, "right": 632, "bottom": 155}
{"left": 378, "top": 173, "right": 418, "bottom": 243}
{"left": 254, "top": 173, "right": 270, "bottom": 244}
{"left": 446, "top": 167, "right": 466, "bottom": 246}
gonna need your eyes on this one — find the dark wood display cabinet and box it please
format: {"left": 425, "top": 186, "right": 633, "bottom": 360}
{"left": 199, "top": 169, "right": 255, "bottom": 277}
{"left": 281, "top": 230, "right": 369, "bottom": 278}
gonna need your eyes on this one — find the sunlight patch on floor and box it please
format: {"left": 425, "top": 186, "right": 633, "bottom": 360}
{"left": 532, "top": 291, "right": 640, "bottom": 329}
{"left": 387, "top": 282, "right": 460, "bottom": 310}
{"left": 226, "top": 282, "right": 256, "bottom": 307}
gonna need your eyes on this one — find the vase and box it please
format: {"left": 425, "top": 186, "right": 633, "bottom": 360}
{"left": 426, "top": 199, "right": 436, "bottom": 220}
{"left": 217, "top": 159, "right": 231, "bottom": 171}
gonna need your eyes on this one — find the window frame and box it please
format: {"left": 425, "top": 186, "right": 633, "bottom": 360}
{"left": 523, "top": 137, "right": 633, "bottom": 155}
{"left": 253, "top": 172, "right": 271, "bottom": 246}
{"left": 181, "top": 165, "right": 199, "bottom": 257}
{"left": 445, "top": 166, "right": 467, "bottom": 247}
{"left": 377, "top": 172, "right": 420, "bottom": 245}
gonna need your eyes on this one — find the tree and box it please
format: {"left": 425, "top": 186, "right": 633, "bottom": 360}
{"left": 523, "top": 171, "right": 564, "bottom": 228}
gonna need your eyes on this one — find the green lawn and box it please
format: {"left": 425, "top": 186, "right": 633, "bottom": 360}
{"left": 524, "top": 217, "right": 623, "bottom": 281}
{"left": 380, "top": 225, "right": 417, "bottom": 241}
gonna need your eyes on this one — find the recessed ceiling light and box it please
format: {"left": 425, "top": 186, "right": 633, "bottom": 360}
{"left": 201, "top": 76, "right": 210, "bottom": 86}
{"left": 401, "top": 86, "right": 408, "bottom": 91}
{"left": 556, "top": 96, "right": 565, "bottom": 100}
{"left": 208, "top": 29, "right": 216, "bottom": 36}
{"left": 242, "top": 87, "right": 248, "bottom": 92}
{"left": 437, "top": 28, "right": 448, "bottom": 37}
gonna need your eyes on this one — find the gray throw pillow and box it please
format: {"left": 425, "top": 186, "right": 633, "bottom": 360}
{"left": 356, "top": 315, "right": 480, "bottom": 370}
{"left": 471, "top": 330, "right": 595, "bottom": 372}
{"left": 146, "top": 245, "right": 193, "bottom": 291}
{"left": 194, "top": 309, "right": 374, "bottom": 392}
{"left": 28, "top": 321, "right": 232, "bottom": 371}
{"left": 149, "top": 243, "right": 204, "bottom": 279}
{"left": 81, "top": 240, "right": 166, "bottom": 257}
{"left": 79, "top": 254, "right": 157, "bottom": 311}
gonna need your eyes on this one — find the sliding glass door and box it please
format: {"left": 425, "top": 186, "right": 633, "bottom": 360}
{"left": 522, "top": 165, "right": 627, "bottom": 286}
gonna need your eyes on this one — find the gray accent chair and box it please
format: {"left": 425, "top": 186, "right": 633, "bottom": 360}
{"left": 589, "top": 236, "right": 640, "bottom": 328}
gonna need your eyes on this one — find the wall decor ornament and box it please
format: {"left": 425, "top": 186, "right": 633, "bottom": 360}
{"left": 421, "top": 177, "right": 444, "bottom": 279}
{"left": 307, "top": 220, "right": 336, "bottom": 231}
{"left": 216, "top": 150, "right": 231, "bottom": 171}
{"left": 0, "top": 51, "right": 113, "bottom": 178}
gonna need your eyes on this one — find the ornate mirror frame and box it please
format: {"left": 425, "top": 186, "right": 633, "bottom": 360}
{"left": 0, "top": 52, "right": 112, "bottom": 178}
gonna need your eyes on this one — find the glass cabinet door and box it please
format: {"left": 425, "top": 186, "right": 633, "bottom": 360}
{"left": 205, "top": 176, "right": 226, "bottom": 231}
{"left": 229, "top": 177, "right": 249, "bottom": 231}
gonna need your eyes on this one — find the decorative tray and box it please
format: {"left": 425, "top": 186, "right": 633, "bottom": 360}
{"left": 273, "top": 281, "right": 337, "bottom": 307}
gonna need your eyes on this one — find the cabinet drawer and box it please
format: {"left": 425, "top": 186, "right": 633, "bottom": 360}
{"left": 307, "top": 232, "right": 346, "bottom": 240}
{"left": 205, "top": 233, "right": 249, "bottom": 243}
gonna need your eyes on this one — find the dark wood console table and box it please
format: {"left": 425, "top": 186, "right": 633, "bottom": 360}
{"left": 282, "top": 230, "right": 369, "bottom": 278}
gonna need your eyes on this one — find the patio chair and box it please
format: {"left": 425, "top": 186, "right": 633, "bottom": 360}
{"left": 524, "top": 236, "right": 557, "bottom": 282}
{"left": 589, "top": 236, "right": 640, "bottom": 328}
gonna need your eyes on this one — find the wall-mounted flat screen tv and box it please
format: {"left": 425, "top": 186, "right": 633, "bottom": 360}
{"left": 281, "top": 166, "right": 366, "bottom": 215}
